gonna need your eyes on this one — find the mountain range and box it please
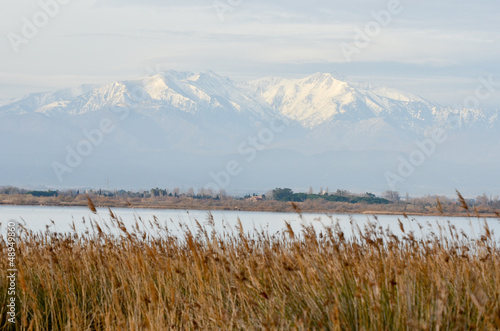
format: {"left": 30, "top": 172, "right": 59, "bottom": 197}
{"left": 1, "top": 71, "right": 499, "bottom": 196}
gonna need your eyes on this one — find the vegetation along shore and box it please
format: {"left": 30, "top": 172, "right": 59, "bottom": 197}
{"left": 0, "top": 186, "right": 499, "bottom": 217}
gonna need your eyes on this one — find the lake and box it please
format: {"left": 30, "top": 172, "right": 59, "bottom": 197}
{"left": 1, "top": 205, "right": 499, "bottom": 241}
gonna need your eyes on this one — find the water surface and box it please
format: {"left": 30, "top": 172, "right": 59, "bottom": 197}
{"left": 1, "top": 205, "right": 498, "bottom": 240}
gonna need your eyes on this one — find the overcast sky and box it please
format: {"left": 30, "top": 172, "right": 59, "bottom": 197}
{"left": 1, "top": 0, "right": 499, "bottom": 106}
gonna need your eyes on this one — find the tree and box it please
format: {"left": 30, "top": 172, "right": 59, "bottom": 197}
{"left": 475, "top": 194, "right": 490, "bottom": 205}
{"left": 335, "top": 189, "right": 350, "bottom": 197}
{"left": 382, "top": 190, "right": 400, "bottom": 202}
{"left": 272, "top": 188, "right": 294, "bottom": 201}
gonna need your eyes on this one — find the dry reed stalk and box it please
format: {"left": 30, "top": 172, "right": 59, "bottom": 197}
{"left": 2, "top": 203, "right": 499, "bottom": 330}
{"left": 86, "top": 196, "right": 97, "bottom": 214}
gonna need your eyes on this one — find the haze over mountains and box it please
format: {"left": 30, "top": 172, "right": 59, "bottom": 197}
{"left": 1, "top": 71, "right": 499, "bottom": 196}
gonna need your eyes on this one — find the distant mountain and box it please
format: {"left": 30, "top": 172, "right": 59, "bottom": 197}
{"left": 247, "top": 72, "right": 437, "bottom": 130}
{"left": 0, "top": 71, "right": 499, "bottom": 195}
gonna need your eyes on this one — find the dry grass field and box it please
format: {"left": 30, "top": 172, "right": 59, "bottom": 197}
{"left": 1, "top": 198, "right": 500, "bottom": 330}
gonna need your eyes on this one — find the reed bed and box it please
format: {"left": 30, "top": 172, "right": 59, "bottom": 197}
{"left": 1, "top": 203, "right": 500, "bottom": 330}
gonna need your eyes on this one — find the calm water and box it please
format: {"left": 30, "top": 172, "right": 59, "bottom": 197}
{"left": 1, "top": 205, "right": 499, "bottom": 240}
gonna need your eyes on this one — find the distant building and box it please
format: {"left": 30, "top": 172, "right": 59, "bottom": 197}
{"left": 246, "top": 196, "right": 263, "bottom": 202}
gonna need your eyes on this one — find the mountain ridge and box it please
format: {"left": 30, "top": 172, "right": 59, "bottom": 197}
{"left": 3, "top": 70, "right": 497, "bottom": 131}
{"left": 1, "top": 70, "right": 499, "bottom": 195}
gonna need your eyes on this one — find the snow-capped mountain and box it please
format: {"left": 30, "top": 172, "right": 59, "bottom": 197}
{"left": 0, "top": 71, "right": 499, "bottom": 195}
{"left": 3, "top": 71, "right": 277, "bottom": 120}
{"left": 0, "top": 71, "right": 288, "bottom": 153}
{"left": 246, "top": 72, "right": 438, "bottom": 130}
{"left": 2, "top": 70, "right": 496, "bottom": 133}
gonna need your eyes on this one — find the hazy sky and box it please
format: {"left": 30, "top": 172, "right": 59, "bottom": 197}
{"left": 1, "top": 0, "right": 499, "bottom": 106}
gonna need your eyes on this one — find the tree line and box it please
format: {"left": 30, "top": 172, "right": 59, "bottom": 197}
{"left": 271, "top": 188, "right": 391, "bottom": 205}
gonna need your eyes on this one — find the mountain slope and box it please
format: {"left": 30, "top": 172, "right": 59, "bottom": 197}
{"left": 246, "top": 72, "right": 438, "bottom": 130}
{"left": 0, "top": 71, "right": 499, "bottom": 195}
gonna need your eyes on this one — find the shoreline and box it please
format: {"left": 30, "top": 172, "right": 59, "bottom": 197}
{"left": 1, "top": 198, "right": 498, "bottom": 219}
{"left": 360, "top": 210, "right": 499, "bottom": 218}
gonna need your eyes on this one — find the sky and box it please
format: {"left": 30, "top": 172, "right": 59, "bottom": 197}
{"left": 1, "top": 0, "right": 500, "bottom": 107}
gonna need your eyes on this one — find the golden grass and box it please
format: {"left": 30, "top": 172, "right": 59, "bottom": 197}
{"left": 1, "top": 205, "right": 500, "bottom": 330}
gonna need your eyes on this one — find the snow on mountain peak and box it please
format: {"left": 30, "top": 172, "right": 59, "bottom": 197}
{"left": 247, "top": 73, "right": 436, "bottom": 128}
{"left": 141, "top": 75, "right": 169, "bottom": 100}
{"left": 0, "top": 71, "right": 495, "bottom": 133}
{"left": 1, "top": 71, "right": 499, "bottom": 193}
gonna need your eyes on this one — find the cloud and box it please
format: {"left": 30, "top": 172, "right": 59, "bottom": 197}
{"left": 1, "top": 0, "right": 499, "bottom": 105}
